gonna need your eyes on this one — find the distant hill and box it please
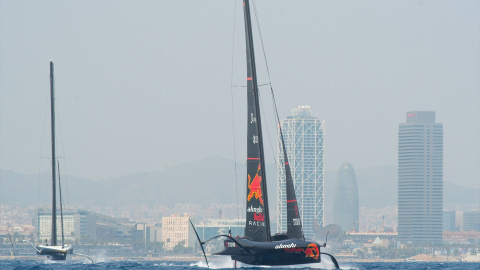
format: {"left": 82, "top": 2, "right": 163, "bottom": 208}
{"left": 0, "top": 157, "right": 276, "bottom": 209}
{"left": 324, "top": 164, "right": 480, "bottom": 222}
{"left": 1, "top": 158, "right": 478, "bottom": 213}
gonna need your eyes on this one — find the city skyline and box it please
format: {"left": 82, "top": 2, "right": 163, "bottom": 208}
{"left": 0, "top": 1, "right": 478, "bottom": 192}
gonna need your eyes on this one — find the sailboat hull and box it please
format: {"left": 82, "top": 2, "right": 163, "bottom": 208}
{"left": 36, "top": 245, "right": 73, "bottom": 260}
{"left": 214, "top": 238, "right": 323, "bottom": 266}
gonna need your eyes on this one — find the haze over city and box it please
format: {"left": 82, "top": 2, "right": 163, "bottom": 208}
{"left": 0, "top": 0, "right": 478, "bottom": 192}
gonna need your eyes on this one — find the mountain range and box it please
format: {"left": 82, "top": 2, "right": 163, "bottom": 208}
{"left": 1, "top": 157, "right": 478, "bottom": 214}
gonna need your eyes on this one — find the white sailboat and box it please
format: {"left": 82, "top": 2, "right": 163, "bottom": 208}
{"left": 24, "top": 60, "right": 73, "bottom": 260}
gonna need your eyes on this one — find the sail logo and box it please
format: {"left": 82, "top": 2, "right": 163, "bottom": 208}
{"left": 253, "top": 213, "right": 264, "bottom": 221}
{"left": 293, "top": 218, "right": 301, "bottom": 225}
{"left": 247, "top": 206, "right": 263, "bottom": 213}
{"left": 275, "top": 243, "right": 296, "bottom": 249}
{"left": 248, "top": 221, "right": 265, "bottom": 226}
{"left": 250, "top": 113, "right": 257, "bottom": 123}
{"left": 304, "top": 243, "right": 319, "bottom": 260}
{"left": 247, "top": 164, "right": 264, "bottom": 205}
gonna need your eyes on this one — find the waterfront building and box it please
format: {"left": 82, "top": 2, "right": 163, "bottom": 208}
{"left": 398, "top": 111, "right": 443, "bottom": 243}
{"left": 161, "top": 214, "right": 195, "bottom": 250}
{"left": 146, "top": 223, "right": 162, "bottom": 242}
{"left": 132, "top": 223, "right": 163, "bottom": 243}
{"left": 194, "top": 219, "right": 244, "bottom": 252}
{"left": 36, "top": 209, "right": 132, "bottom": 244}
{"left": 443, "top": 211, "right": 456, "bottom": 232}
{"left": 277, "top": 106, "right": 325, "bottom": 238}
{"left": 463, "top": 210, "right": 480, "bottom": 232}
{"left": 37, "top": 209, "right": 95, "bottom": 243}
{"left": 195, "top": 218, "right": 244, "bottom": 240}
{"left": 345, "top": 232, "right": 397, "bottom": 246}
{"left": 443, "top": 231, "right": 480, "bottom": 244}
{"left": 333, "top": 162, "right": 359, "bottom": 232}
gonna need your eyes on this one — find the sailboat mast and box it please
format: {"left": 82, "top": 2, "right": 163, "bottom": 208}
{"left": 49, "top": 60, "right": 57, "bottom": 246}
{"left": 243, "top": 0, "right": 271, "bottom": 242}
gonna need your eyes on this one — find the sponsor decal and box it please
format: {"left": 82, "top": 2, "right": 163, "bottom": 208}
{"left": 247, "top": 206, "right": 263, "bottom": 213}
{"left": 275, "top": 243, "right": 296, "bottom": 249}
{"left": 248, "top": 221, "right": 265, "bottom": 226}
{"left": 250, "top": 113, "right": 257, "bottom": 123}
{"left": 285, "top": 247, "right": 303, "bottom": 253}
{"left": 247, "top": 164, "right": 264, "bottom": 205}
{"left": 293, "top": 218, "right": 301, "bottom": 225}
{"left": 254, "top": 213, "right": 264, "bottom": 221}
{"left": 304, "top": 243, "right": 319, "bottom": 260}
{"left": 226, "top": 242, "right": 237, "bottom": 248}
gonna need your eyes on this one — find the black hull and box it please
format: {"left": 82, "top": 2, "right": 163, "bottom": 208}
{"left": 35, "top": 245, "right": 72, "bottom": 260}
{"left": 36, "top": 250, "right": 67, "bottom": 260}
{"left": 214, "top": 238, "right": 324, "bottom": 266}
{"left": 232, "top": 252, "right": 320, "bottom": 266}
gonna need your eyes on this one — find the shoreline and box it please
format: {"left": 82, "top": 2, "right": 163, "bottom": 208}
{"left": 1, "top": 255, "right": 477, "bottom": 263}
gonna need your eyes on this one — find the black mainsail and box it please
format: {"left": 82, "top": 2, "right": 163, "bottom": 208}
{"left": 244, "top": 0, "right": 271, "bottom": 242}
{"left": 243, "top": 0, "right": 301, "bottom": 242}
{"left": 278, "top": 128, "right": 304, "bottom": 239}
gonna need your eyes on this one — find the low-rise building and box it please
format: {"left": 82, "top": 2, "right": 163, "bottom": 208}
{"left": 162, "top": 214, "right": 195, "bottom": 250}
{"left": 195, "top": 218, "right": 244, "bottom": 240}
{"left": 443, "top": 231, "right": 480, "bottom": 245}
{"left": 345, "top": 232, "right": 397, "bottom": 246}
{"left": 463, "top": 210, "right": 480, "bottom": 232}
{"left": 132, "top": 223, "right": 162, "bottom": 243}
{"left": 36, "top": 209, "right": 133, "bottom": 244}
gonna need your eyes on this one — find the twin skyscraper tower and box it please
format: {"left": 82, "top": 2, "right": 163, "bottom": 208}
{"left": 276, "top": 108, "right": 443, "bottom": 244}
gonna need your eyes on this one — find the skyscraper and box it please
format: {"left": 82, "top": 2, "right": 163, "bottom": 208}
{"left": 277, "top": 106, "right": 325, "bottom": 238}
{"left": 333, "top": 162, "right": 359, "bottom": 232}
{"left": 398, "top": 111, "right": 443, "bottom": 243}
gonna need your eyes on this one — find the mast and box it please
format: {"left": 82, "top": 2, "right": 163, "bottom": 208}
{"left": 243, "top": 0, "right": 271, "bottom": 242}
{"left": 50, "top": 60, "right": 57, "bottom": 246}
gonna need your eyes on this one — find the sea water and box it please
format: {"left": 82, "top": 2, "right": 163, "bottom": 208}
{"left": 0, "top": 259, "right": 478, "bottom": 270}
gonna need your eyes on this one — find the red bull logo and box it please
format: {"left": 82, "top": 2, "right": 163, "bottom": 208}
{"left": 253, "top": 213, "right": 264, "bottom": 221}
{"left": 247, "top": 164, "right": 264, "bottom": 205}
{"left": 304, "top": 243, "right": 319, "bottom": 260}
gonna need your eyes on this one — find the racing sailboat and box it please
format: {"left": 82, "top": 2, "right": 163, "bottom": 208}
{"left": 29, "top": 60, "right": 73, "bottom": 260}
{"left": 191, "top": 0, "right": 339, "bottom": 267}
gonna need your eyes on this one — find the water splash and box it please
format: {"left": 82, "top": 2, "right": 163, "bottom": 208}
{"left": 92, "top": 250, "right": 109, "bottom": 263}
{"left": 190, "top": 256, "right": 242, "bottom": 269}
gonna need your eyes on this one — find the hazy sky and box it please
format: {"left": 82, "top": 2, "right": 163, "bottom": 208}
{"left": 1, "top": 0, "right": 478, "bottom": 189}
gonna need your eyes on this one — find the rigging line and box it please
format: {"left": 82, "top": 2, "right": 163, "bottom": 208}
{"left": 252, "top": 0, "right": 278, "bottom": 167}
{"left": 229, "top": 0, "right": 240, "bottom": 221}
{"left": 252, "top": 0, "right": 274, "bottom": 90}
{"left": 57, "top": 158, "right": 70, "bottom": 208}
{"left": 252, "top": 0, "right": 285, "bottom": 160}
{"left": 58, "top": 161, "right": 65, "bottom": 247}
{"left": 258, "top": 91, "right": 278, "bottom": 167}
{"left": 38, "top": 91, "right": 50, "bottom": 209}
{"left": 55, "top": 95, "right": 71, "bottom": 209}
